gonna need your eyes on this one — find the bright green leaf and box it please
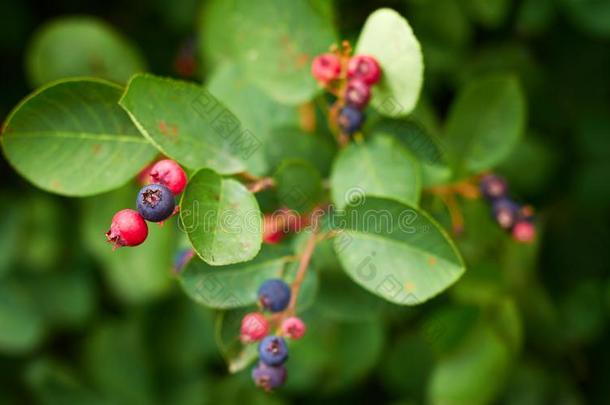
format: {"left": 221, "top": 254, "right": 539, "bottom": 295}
{"left": 356, "top": 8, "right": 424, "bottom": 117}
{"left": 330, "top": 135, "right": 421, "bottom": 208}
{"left": 180, "top": 169, "right": 262, "bottom": 265}
{"left": 207, "top": 63, "right": 299, "bottom": 176}
{"left": 1, "top": 78, "right": 157, "bottom": 196}
{"left": 119, "top": 74, "right": 259, "bottom": 174}
{"left": 200, "top": 0, "right": 336, "bottom": 104}
{"left": 26, "top": 16, "right": 146, "bottom": 87}
{"left": 333, "top": 197, "right": 465, "bottom": 305}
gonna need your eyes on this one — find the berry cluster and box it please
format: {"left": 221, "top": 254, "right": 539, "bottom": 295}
{"left": 311, "top": 44, "right": 381, "bottom": 138}
{"left": 240, "top": 279, "right": 306, "bottom": 391}
{"left": 105, "top": 159, "right": 187, "bottom": 248}
{"left": 479, "top": 174, "right": 536, "bottom": 243}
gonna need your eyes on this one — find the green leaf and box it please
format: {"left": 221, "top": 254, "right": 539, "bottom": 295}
{"left": 444, "top": 75, "right": 526, "bottom": 176}
{"left": 83, "top": 319, "right": 154, "bottom": 404}
{"left": 26, "top": 358, "right": 106, "bottom": 405}
{"left": 465, "top": 0, "right": 511, "bottom": 28}
{"left": 273, "top": 159, "right": 323, "bottom": 213}
{"left": 80, "top": 184, "right": 174, "bottom": 305}
{"left": 179, "top": 245, "right": 291, "bottom": 309}
{"left": 333, "top": 197, "right": 465, "bottom": 305}
{"left": 25, "top": 266, "right": 97, "bottom": 329}
{"left": 370, "top": 120, "right": 451, "bottom": 187}
{"left": 25, "top": 16, "right": 146, "bottom": 87}
{"left": 560, "top": 0, "right": 610, "bottom": 37}
{"left": 428, "top": 320, "right": 514, "bottom": 405}
{"left": 179, "top": 168, "right": 262, "bottom": 265}
{"left": 200, "top": 0, "right": 336, "bottom": 104}
{"left": 265, "top": 126, "right": 336, "bottom": 176}
{"left": 0, "top": 278, "right": 45, "bottom": 354}
{"left": 330, "top": 135, "right": 421, "bottom": 208}
{"left": 119, "top": 74, "right": 258, "bottom": 174}
{"left": 355, "top": 8, "right": 424, "bottom": 117}
{"left": 1, "top": 78, "right": 157, "bottom": 196}
{"left": 207, "top": 63, "right": 299, "bottom": 176}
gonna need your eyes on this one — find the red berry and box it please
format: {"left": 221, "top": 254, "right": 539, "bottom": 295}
{"left": 311, "top": 53, "right": 341, "bottom": 84}
{"left": 263, "top": 214, "right": 284, "bottom": 244}
{"left": 347, "top": 55, "right": 381, "bottom": 85}
{"left": 241, "top": 312, "right": 269, "bottom": 343}
{"left": 149, "top": 159, "right": 187, "bottom": 195}
{"left": 105, "top": 209, "right": 148, "bottom": 249}
{"left": 281, "top": 316, "right": 306, "bottom": 340}
{"left": 344, "top": 79, "right": 371, "bottom": 109}
{"left": 512, "top": 221, "right": 536, "bottom": 243}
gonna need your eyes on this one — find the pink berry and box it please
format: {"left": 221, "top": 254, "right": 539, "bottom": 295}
{"left": 149, "top": 159, "right": 187, "bottom": 195}
{"left": 281, "top": 316, "right": 306, "bottom": 340}
{"left": 344, "top": 79, "right": 371, "bottom": 109}
{"left": 512, "top": 221, "right": 536, "bottom": 243}
{"left": 240, "top": 312, "right": 269, "bottom": 343}
{"left": 347, "top": 55, "right": 381, "bottom": 85}
{"left": 311, "top": 53, "right": 341, "bottom": 84}
{"left": 105, "top": 209, "right": 148, "bottom": 249}
{"left": 136, "top": 160, "right": 157, "bottom": 186}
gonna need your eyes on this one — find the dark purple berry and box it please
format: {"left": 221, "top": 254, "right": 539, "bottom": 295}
{"left": 344, "top": 79, "right": 371, "bottom": 109}
{"left": 480, "top": 174, "right": 508, "bottom": 201}
{"left": 258, "top": 335, "right": 288, "bottom": 366}
{"left": 136, "top": 184, "right": 175, "bottom": 222}
{"left": 338, "top": 105, "right": 364, "bottom": 135}
{"left": 258, "top": 279, "right": 291, "bottom": 312}
{"left": 492, "top": 198, "right": 519, "bottom": 230}
{"left": 251, "top": 362, "right": 287, "bottom": 391}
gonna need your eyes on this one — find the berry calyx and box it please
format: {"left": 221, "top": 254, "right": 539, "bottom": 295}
{"left": 512, "top": 221, "right": 536, "bottom": 243}
{"left": 347, "top": 54, "right": 381, "bottom": 85}
{"left": 344, "top": 79, "right": 371, "bottom": 109}
{"left": 258, "top": 335, "right": 288, "bottom": 366}
{"left": 492, "top": 198, "right": 519, "bottom": 230}
{"left": 136, "top": 184, "right": 176, "bottom": 223}
{"left": 149, "top": 159, "right": 187, "bottom": 195}
{"left": 281, "top": 317, "right": 306, "bottom": 340}
{"left": 258, "top": 279, "right": 291, "bottom": 313}
{"left": 240, "top": 312, "right": 269, "bottom": 343}
{"left": 252, "top": 362, "right": 287, "bottom": 392}
{"left": 311, "top": 53, "right": 341, "bottom": 84}
{"left": 480, "top": 174, "right": 508, "bottom": 201}
{"left": 105, "top": 209, "right": 148, "bottom": 249}
{"left": 338, "top": 105, "right": 364, "bottom": 135}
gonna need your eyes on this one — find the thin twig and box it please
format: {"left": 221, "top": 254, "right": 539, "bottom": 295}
{"left": 247, "top": 177, "right": 275, "bottom": 193}
{"left": 286, "top": 227, "right": 319, "bottom": 315}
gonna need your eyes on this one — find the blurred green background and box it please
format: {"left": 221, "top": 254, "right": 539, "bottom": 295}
{"left": 1, "top": 0, "right": 610, "bottom": 404}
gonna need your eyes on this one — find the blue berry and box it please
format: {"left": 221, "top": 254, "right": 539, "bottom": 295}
{"left": 251, "top": 362, "right": 287, "bottom": 391}
{"left": 492, "top": 198, "right": 519, "bottom": 230}
{"left": 338, "top": 105, "right": 364, "bottom": 135}
{"left": 258, "top": 279, "right": 291, "bottom": 312}
{"left": 480, "top": 174, "right": 507, "bottom": 201}
{"left": 258, "top": 335, "right": 288, "bottom": 366}
{"left": 136, "top": 184, "right": 175, "bottom": 222}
